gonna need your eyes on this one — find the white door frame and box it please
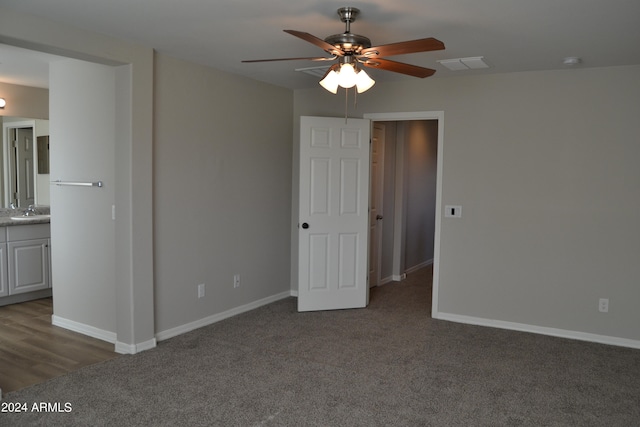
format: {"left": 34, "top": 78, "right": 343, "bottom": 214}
{"left": 363, "top": 111, "right": 444, "bottom": 317}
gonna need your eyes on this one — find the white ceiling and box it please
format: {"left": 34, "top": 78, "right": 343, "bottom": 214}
{"left": 1, "top": 0, "right": 640, "bottom": 90}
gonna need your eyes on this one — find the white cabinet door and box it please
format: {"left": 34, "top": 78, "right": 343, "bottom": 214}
{"left": 8, "top": 238, "right": 49, "bottom": 295}
{"left": 298, "top": 116, "right": 371, "bottom": 312}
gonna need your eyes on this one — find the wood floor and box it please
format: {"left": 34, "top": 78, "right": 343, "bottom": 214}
{"left": 0, "top": 298, "right": 119, "bottom": 396}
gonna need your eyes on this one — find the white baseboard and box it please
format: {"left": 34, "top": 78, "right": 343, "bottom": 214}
{"left": 115, "top": 338, "right": 157, "bottom": 355}
{"left": 290, "top": 289, "right": 298, "bottom": 297}
{"left": 52, "top": 315, "right": 117, "bottom": 344}
{"left": 405, "top": 259, "right": 434, "bottom": 275}
{"left": 390, "top": 259, "right": 434, "bottom": 282}
{"left": 434, "top": 311, "right": 640, "bottom": 350}
{"left": 156, "top": 291, "right": 292, "bottom": 341}
{"left": 380, "top": 276, "right": 394, "bottom": 285}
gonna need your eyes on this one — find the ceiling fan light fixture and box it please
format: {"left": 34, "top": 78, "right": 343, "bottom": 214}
{"left": 319, "top": 62, "right": 375, "bottom": 94}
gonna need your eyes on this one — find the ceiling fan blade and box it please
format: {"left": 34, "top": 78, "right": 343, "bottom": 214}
{"left": 361, "top": 58, "right": 436, "bottom": 78}
{"left": 360, "top": 37, "right": 445, "bottom": 58}
{"left": 242, "top": 56, "right": 336, "bottom": 63}
{"left": 284, "top": 30, "right": 344, "bottom": 56}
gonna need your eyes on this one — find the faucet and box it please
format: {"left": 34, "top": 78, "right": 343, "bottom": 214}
{"left": 23, "top": 205, "right": 37, "bottom": 216}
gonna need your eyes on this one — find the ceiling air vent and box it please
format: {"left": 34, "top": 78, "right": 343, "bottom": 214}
{"left": 295, "top": 65, "right": 331, "bottom": 78}
{"left": 438, "top": 56, "right": 489, "bottom": 71}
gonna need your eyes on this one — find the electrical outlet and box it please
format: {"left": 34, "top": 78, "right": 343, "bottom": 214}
{"left": 198, "top": 283, "right": 205, "bottom": 298}
{"left": 598, "top": 298, "right": 608, "bottom": 313}
{"left": 233, "top": 274, "right": 241, "bottom": 288}
{"left": 444, "top": 205, "right": 462, "bottom": 218}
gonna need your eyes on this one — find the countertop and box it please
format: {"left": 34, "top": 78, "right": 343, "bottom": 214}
{"left": 0, "top": 216, "right": 51, "bottom": 227}
{"left": 0, "top": 207, "right": 51, "bottom": 227}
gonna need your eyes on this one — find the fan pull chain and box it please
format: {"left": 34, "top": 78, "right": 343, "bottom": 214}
{"left": 344, "top": 86, "right": 349, "bottom": 123}
{"left": 354, "top": 87, "right": 358, "bottom": 111}
{"left": 343, "top": 87, "right": 360, "bottom": 123}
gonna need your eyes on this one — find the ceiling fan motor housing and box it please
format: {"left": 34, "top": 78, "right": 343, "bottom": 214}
{"left": 324, "top": 33, "right": 372, "bottom": 54}
{"left": 324, "top": 7, "right": 372, "bottom": 54}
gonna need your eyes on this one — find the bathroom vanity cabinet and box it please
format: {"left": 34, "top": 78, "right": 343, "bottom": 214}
{"left": 0, "top": 224, "right": 51, "bottom": 302}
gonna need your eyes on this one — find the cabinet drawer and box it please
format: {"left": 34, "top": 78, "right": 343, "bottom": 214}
{"left": 7, "top": 224, "right": 51, "bottom": 241}
{"left": 0, "top": 227, "right": 5, "bottom": 243}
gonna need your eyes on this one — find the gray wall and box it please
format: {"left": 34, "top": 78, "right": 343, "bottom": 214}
{"left": 294, "top": 64, "right": 640, "bottom": 343}
{"left": 402, "top": 120, "right": 438, "bottom": 271}
{"left": 153, "top": 53, "right": 293, "bottom": 334}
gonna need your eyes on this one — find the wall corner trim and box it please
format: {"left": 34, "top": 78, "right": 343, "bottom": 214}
{"left": 115, "top": 338, "right": 157, "bottom": 355}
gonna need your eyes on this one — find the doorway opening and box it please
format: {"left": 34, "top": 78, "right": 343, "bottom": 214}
{"left": 365, "top": 111, "right": 444, "bottom": 317}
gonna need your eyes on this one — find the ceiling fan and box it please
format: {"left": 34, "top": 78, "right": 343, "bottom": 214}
{"left": 242, "top": 7, "right": 445, "bottom": 93}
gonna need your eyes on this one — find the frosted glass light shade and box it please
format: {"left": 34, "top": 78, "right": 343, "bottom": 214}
{"left": 337, "top": 63, "right": 357, "bottom": 88}
{"left": 319, "top": 70, "right": 340, "bottom": 94}
{"left": 355, "top": 69, "right": 375, "bottom": 93}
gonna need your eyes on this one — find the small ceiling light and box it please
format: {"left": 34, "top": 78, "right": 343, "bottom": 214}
{"left": 563, "top": 57, "right": 581, "bottom": 66}
{"left": 0, "top": 98, "right": 5, "bottom": 109}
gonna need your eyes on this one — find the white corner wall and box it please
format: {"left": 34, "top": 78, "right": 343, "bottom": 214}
{"left": 294, "top": 65, "right": 640, "bottom": 346}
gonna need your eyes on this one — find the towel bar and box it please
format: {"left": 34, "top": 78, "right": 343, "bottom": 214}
{"left": 50, "top": 180, "right": 103, "bottom": 188}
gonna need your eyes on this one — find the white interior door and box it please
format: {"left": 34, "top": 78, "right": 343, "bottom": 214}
{"left": 298, "top": 116, "right": 371, "bottom": 312}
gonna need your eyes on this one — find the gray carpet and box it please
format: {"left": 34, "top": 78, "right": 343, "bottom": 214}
{"left": 3, "top": 267, "right": 640, "bottom": 426}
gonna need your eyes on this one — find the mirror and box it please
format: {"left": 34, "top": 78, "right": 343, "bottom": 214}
{"left": 0, "top": 116, "right": 50, "bottom": 208}
{"left": 37, "top": 136, "right": 50, "bottom": 174}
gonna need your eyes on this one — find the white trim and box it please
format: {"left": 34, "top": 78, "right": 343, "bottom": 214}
{"left": 405, "top": 259, "right": 433, "bottom": 275}
{"left": 364, "top": 111, "right": 444, "bottom": 318}
{"left": 380, "top": 276, "right": 394, "bottom": 285}
{"left": 290, "top": 289, "right": 299, "bottom": 297}
{"left": 156, "top": 291, "right": 291, "bottom": 341}
{"left": 115, "top": 338, "right": 157, "bottom": 354}
{"left": 392, "top": 273, "right": 407, "bottom": 282}
{"left": 435, "top": 312, "right": 640, "bottom": 349}
{"left": 52, "top": 314, "right": 116, "bottom": 343}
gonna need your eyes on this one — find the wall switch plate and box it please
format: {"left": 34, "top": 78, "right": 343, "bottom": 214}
{"left": 444, "top": 205, "right": 462, "bottom": 218}
{"left": 598, "top": 298, "right": 608, "bottom": 313}
{"left": 198, "top": 283, "right": 205, "bottom": 298}
{"left": 233, "top": 274, "right": 240, "bottom": 288}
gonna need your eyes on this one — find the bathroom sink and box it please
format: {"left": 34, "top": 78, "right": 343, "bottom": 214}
{"left": 10, "top": 214, "right": 51, "bottom": 221}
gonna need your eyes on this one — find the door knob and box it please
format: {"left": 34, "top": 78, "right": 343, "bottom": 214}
{"left": 376, "top": 215, "right": 384, "bottom": 220}
{"left": 301, "top": 222, "right": 309, "bottom": 229}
